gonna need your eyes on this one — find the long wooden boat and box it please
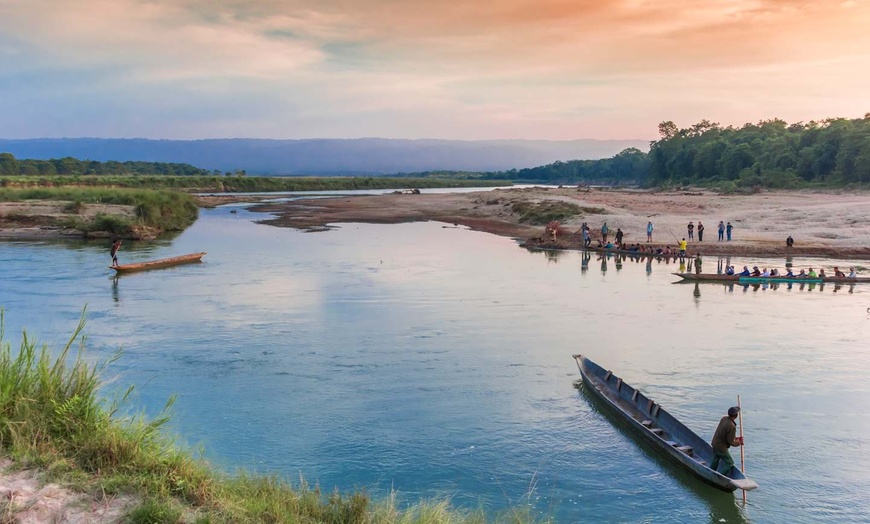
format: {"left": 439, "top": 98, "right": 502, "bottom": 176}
{"left": 673, "top": 272, "right": 870, "bottom": 283}
{"left": 110, "top": 252, "right": 206, "bottom": 273}
{"left": 739, "top": 276, "right": 822, "bottom": 284}
{"left": 573, "top": 354, "right": 758, "bottom": 493}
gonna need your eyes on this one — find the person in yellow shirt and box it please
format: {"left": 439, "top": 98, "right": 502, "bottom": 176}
{"left": 678, "top": 238, "right": 688, "bottom": 256}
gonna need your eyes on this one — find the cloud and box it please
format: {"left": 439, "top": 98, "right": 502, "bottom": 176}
{"left": 0, "top": 0, "right": 868, "bottom": 139}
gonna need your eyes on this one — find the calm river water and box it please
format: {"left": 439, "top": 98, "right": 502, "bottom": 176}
{"left": 1, "top": 194, "right": 868, "bottom": 523}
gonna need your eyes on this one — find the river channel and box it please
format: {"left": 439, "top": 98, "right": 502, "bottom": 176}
{"left": 1, "top": 191, "right": 868, "bottom": 523}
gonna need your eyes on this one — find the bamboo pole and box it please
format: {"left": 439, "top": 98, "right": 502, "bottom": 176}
{"left": 738, "top": 395, "right": 746, "bottom": 503}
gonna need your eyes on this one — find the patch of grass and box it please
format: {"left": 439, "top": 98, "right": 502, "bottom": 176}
{"left": 0, "top": 187, "right": 198, "bottom": 235}
{"left": 0, "top": 310, "right": 546, "bottom": 524}
{"left": 511, "top": 200, "right": 599, "bottom": 225}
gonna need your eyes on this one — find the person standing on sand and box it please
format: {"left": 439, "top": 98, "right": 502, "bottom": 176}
{"left": 687, "top": 221, "right": 694, "bottom": 240}
{"left": 110, "top": 239, "right": 122, "bottom": 267}
{"left": 601, "top": 223, "right": 609, "bottom": 243}
{"left": 726, "top": 222, "right": 733, "bottom": 241}
{"left": 698, "top": 221, "right": 705, "bottom": 242}
{"left": 647, "top": 221, "right": 654, "bottom": 242}
{"left": 717, "top": 221, "right": 725, "bottom": 241}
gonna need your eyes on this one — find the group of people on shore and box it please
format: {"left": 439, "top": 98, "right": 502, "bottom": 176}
{"left": 687, "top": 220, "right": 733, "bottom": 242}
{"left": 723, "top": 265, "right": 857, "bottom": 279}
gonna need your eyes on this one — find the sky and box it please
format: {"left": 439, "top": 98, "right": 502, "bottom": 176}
{"left": 1, "top": 0, "right": 868, "bottom": 140}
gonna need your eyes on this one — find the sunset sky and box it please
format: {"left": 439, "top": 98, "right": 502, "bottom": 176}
{"left": 1, "top": 0, "right": 868, "bottom": 140}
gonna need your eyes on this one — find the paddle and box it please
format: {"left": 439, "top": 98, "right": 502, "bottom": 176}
{"left": 738, "top": 395, "right": 746, "bottom": 503}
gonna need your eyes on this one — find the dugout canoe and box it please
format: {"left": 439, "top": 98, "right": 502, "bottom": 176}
{"left": 672, "top": 272, "right": 739, "bottom": 282}
{"left": 110, "top": 252, "right": 206, "bottom": 273}
{"left": 739, "top": 276, "right": 822, "bottom": 284}
{"left": 673, "top": 272, "right": 869, "bottom": 283}
{"left": 573, "top": 354, "right": 758, "bottom": 493}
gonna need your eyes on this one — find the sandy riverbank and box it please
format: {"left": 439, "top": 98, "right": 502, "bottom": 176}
{"left": 0, "top": 201, "right": 138, "bottom": 240}
{"left": 248, "top": 187, "right": 870, "bottom": 259}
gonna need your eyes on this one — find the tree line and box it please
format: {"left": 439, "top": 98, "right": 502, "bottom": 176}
{"left": 0, "top": 153, "right": 215, "bottom": 177}
{"left": 647, "top": 115, "right": 870, "bottom": 189}
{"left": 477, "top": 114, "right": 870, "bottom": 189}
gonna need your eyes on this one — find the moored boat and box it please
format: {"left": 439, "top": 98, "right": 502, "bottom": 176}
{"left": 110, "top": 252, "right": 207, "bottom": 273}
{"left": 673, "top": 272, "right": 870, "bottom": 283}
{"left": 573, "top": 354, "right": 758, "bottom": 493}
{"left": 672, "top": 272, "right": 739, "bottom": 282}
{"left": 739, "top": 276, "right": 822, "bottom": 284}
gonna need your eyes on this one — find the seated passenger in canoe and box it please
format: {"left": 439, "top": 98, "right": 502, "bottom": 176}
{"left": 807, "top": 267, "right": 817, "bottom": 277}
{"left": 725, "top": 265, "right": 736, "bottom": 276}
{"left": 819, "top": 268, "right": 827, "bottom": 278}
{"left": 798, "top": 269, "right": 807, "bottom": 277}
{"left": 834, "top": 267, "right": 845, "bottom": 278}
{"left": 770, "top": 268, "right": 779, "bottom": 277}
{"left": 786, "top": 268, "right": 795, "bottom": 277}
{"left": 849, "top": 267, "right": 857, "bottom": 278}
{"left": 738, "top": 266, "right": 751, "bottom": 276}
{"left": 750, "top": 266, "right": 761, "bottom": 277}
{"left": 760, "top": 268, "right": 771, "bottom": 277}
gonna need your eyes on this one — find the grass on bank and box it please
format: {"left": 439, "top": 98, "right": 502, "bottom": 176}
{"left": 0, "top": 175, "right": 510, "bottom": 193}
{"left": 0, "top": 310, "right": 544, "bottom": 524}
{"left": 0, "top": 187, "right": 198, "bottom": 237}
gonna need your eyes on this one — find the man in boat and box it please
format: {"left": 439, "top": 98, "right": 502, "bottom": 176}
{"left": 738, "top": 266, "right": 751, "bottom": 276}
{"left": 807, "top": 267, "right": 817, "bottom": 278}
{"left": 710, "top": 406, "right": 744, "bottom": 475}
{"left": 110, "top": 239, "right": 122, "bottom": 267}
{"left": 694, "top": 253, "right": 702, "bottom": 274}
{"left": 725, "top": 265, "right": 735, "bottom": 276}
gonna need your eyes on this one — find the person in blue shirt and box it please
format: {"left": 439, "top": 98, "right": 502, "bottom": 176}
{"left": 725, "top": 265, "right": 736, "bottom": 276}
{"left": 738, "top": 266, "right": 751, "bottom": 276}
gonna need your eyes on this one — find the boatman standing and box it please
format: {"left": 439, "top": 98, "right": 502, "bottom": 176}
{"left": 110, "top": 239, "right": 122, "bottom": 267}
{"left": 710, "top": 406, "right": 744, "bottom": 475}
{"left": 678, "top": 238, "right": 688, "bottom": 257}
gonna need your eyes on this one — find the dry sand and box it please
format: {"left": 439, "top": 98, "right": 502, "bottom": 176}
{"left": 249, "top": 187, "right": 870, "bottom": 259}
{"left": 0, "top": 459, "right": 136, "bottom": 523}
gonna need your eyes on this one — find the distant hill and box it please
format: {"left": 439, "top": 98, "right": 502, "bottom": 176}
{"left": 0, "top": 138, "right": 649, "bottom": 175}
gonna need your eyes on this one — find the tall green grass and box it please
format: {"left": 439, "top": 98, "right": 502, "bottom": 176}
{"left": 0, "top": 187, "right": 198, "bottom": 234}
{"left": 0, "top": 311, "right": 545, "bottom": 523}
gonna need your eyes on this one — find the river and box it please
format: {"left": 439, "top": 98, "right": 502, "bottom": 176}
{"left": 1, "top": 192, "right": 868, "bottom": 523}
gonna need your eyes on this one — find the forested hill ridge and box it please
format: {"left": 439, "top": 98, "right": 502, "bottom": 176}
{"left": 477, "top": 115, "right": 870, "bottom": 188}
{"left": 0, "top": 154, "right": 212, "bottom": 177}
{"left": 0, "top": 137, "right": 648, "bottom": 175}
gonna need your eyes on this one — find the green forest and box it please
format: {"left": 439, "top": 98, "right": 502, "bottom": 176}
{"left": 481, "top": 115, "right": 870, "bottom": 189}
{"left": 4, "top": 115, "right": 869, "bottom": 189}
{"left": 0, "top": 153, "right": 213, "bottom": 177}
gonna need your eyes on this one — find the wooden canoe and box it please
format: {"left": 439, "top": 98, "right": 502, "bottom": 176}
{"left": 110, "top": 252, "right": 206, "bottom": 273}
{"left": 739, "top": 276, "right": 822, "bottom": 284}
{"left": 573, "top": 354, "right": 758, "bottom": 493}
{"left": 673, "top": 272, "right": 870, "bottom": 283}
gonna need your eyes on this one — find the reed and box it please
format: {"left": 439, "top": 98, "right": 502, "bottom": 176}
{"left": 0, "top": 310, "right": 544, "bottom": 523}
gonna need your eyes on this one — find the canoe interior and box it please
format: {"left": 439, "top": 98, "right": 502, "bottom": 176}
{"left": 111, "top": 252, "right": 206, "bottom": 273}
{"left": 573, "top": 354, "right": 757, "bottom": 493}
